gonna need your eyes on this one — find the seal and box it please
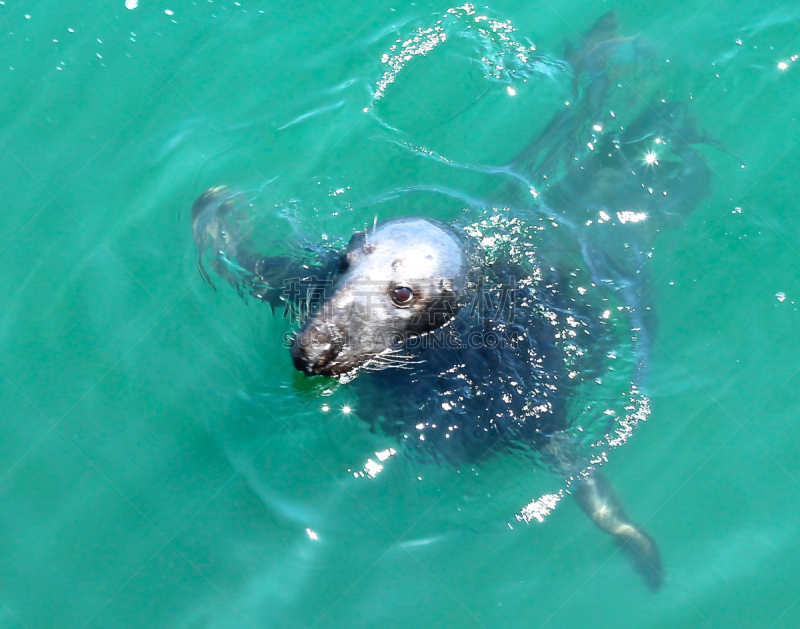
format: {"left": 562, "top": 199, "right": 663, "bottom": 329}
{"left": 190, "top": 12, "right": 713, "bottom": 591}
{"left": 192, "top": 189, "right": 664, "bottom": 589}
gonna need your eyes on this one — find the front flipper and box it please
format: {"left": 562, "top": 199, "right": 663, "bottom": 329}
{"left": 574, "top": 472, "right": 663, "bottom": 590}
{"left": 192, "top": 186, "right": 247, "bottom": 291}
{"left": 191, "top": 186, "right": 343, "bottom": 313}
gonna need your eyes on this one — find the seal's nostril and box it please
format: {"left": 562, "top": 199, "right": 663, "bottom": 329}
{"left": 291, "top": 347, "right": 309, "bottom": 374}
{"left": 290, "top": 324, "right": 343, "bottom": 376}
{"left": 290, "top": 335, "right": 309, "bottom": 373}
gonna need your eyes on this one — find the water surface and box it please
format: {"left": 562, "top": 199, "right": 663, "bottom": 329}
{"left": 1, "top": 1, "right": 799, "bottom": 627}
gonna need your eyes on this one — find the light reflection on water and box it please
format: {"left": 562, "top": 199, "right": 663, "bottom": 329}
{"left": 1, "top": 0, "right": 799, "bottom": 627}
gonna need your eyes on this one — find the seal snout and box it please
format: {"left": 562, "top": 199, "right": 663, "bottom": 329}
{"left": 290, "top": 321, "right": 343, "bottom": 376}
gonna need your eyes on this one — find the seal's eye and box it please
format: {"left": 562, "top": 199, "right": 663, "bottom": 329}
{"left": 391, "top": 286, "right": 414, "bottom": 306}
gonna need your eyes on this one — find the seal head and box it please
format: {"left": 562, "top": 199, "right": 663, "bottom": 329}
{"left": 291, "top": 217, "right": 468, "bottom": 377}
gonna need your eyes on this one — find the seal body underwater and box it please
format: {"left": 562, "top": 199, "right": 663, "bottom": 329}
{"left": 190, "top": 12, "right": 712, "bottom": 591}
{"left": 193, "top": 189, "right": 666, "bottom": 589}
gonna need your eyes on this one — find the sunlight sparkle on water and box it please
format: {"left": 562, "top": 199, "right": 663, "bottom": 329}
{"left": 363, "top": 459, "right": 383, "bottom": 478}
{"left": 306, "top": 528, "right": 318, "bottom": 541}
{"left": 376, "top": 448, "right": 397, "bottom": 461}
{"left": 507, "top": 86, "right": 516, "bottom": 96}
{"left": 644, "top": 151, "right": 658, "bottom": 165}
{"left": 355, "top": 448, "right": 396, "bottom": 479}
{"left": 778, "top": 61, "right": 788, "bottom": 70}
{"left": 617, "top": 211, "right": 647, "bottom": 224}
{"left": 517, "top": 491, "right": 563, "bottom": 523}
{"left": 342, "top": 405, "right": 351, "bottom": 414}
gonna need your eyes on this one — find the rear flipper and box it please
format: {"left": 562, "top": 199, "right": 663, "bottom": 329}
{"left": 574, "top": 472, "right": 663, "bottom": 590}
{"left": 541, "top": 434, "right": 663, "bottom": 589}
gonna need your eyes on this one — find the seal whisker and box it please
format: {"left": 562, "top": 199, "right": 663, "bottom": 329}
{"left": 364, "top": 359, "right": 412, "bottom": 372}
{"left": 376, "top": 354, "right": 422, "bottom": 366}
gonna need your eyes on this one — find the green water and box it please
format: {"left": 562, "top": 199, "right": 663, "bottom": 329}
{"left": 2, "top": 1, "right": 800, "bottom": 627}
